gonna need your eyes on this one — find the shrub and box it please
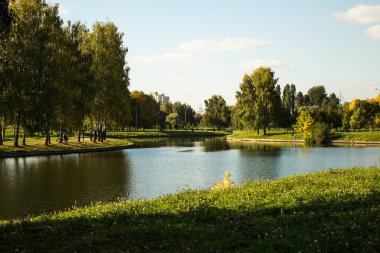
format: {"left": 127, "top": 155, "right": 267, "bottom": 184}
{"left": 211, "top": 171, "right": 236, "bottom": 191}
{"left": 311, "top": 122, "right": 331, "bottom": 144}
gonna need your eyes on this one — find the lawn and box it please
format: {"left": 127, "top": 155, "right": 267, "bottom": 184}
{"left": 229, "top": 130, "right": 380, "bottom": 142}
{"left": 0, "top": 138, "right": 133, "bottom": 155}
{"left": 107, "top": 129, "right": 229, "bottom": 138}
{"left": 228, "top": 130, "right": 295, "bottom": 140}
{"left": 330, "top": 131, "right": 380, "bottom": 142}
{"left": 0, "top": 168, "right": 378, "bottom": 252}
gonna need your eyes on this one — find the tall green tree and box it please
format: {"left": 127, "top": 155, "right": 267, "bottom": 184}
{"left": 131, "top": 91, "right": 158, "bottom": 130}
{"left": 252, "top": 67, "right": 278, "bottom": 135}
{"left": 307, "top": 85, "right": 327, "bottom": 106}
{"left": 204, "top": 95, "right": 230, "bottom": 130}
{"left": 5, "top": 0, "right": 65, "bottom": 146}
{"left": 235, "top": 74, "right": 259, "bottom": 132}
{"left": 89, "top": 21, "right": 130, "bottom": 141}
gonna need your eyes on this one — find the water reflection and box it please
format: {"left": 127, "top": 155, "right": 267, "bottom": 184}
{"left": 1, "top": 138, "right": 379, "bottom": 220}
{"left": 0, "top": 151, "right": 132, "bottom": 219}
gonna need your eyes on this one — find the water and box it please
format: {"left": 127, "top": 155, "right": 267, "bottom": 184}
{"left": 1, "top": 138, "right": 379, "bottom": 219}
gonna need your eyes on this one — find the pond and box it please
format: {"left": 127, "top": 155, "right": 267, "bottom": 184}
{"left": 1, "top": 138, "right": 379, "bottom": 219}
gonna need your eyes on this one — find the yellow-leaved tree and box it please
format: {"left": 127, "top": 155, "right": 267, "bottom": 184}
{"left": 295, "top": 111, "right": 315, "bottom": 140}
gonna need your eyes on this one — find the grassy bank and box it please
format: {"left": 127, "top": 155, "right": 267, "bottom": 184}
{"left": 229, "top": 130, "right": 380, "bottom": 143}
{"left": 330, "top": 131, "right": 380, "bottom": 142}
{"left": 0, "top": 138, "right": 133, "bottom": 155}
{"left": 1, "top": 168, "right": 379, "bottom": 252}
{"left": 228, "top": 130, "right": 295, "bottom": 140}
{"left": 107, "top": 129, "right": 229, "bottom": 138}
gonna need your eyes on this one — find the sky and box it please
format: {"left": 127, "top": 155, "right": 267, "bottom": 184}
{"left": 53, "top": 0, "right": 380, "bottom": 110}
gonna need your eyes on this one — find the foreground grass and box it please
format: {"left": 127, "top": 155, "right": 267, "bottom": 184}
{"left": 107, "top": 129, "right": 229, "bottom": 138}
{"left": 330, "top": 131, "right": 380, "bottom": 142}
{"left": 0, "top": 138, "right": 133, "bottom": 155}
{"left": 1, "top": 168, "right": 379, "bottom": 252}
{"left": 228, "top": 130, "right": 295, "bottom": 140}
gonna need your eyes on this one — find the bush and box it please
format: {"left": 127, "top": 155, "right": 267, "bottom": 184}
{"left": 311, "top": 122, "right": 331, "bottom": 144}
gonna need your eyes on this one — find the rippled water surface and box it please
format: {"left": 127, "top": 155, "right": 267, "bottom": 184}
{"left": 1, "top": 138, "right": 379, "bottom": 219}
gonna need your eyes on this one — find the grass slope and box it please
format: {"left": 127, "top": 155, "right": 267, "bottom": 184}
{"left": 330, "top": 131, "right": 380, "bottom": 142}
{"left": 0, "top": 138, "right": 133, "bottom": 155}
{"left": 228, "top": 130, "right": 295, "bottom": 140}
{"left": 107, "top": 130, "right": 229, "bottom": 138}
{"left": 1, "top": 168, "right": 379, "bottom": 252}
{"left": 229, "top": 130, "right": 380, "bottom": 142}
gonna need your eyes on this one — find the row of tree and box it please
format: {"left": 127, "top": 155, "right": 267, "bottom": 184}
{"left": 0, "top": 0, "right": 131, "bottom": 146}
{"left": 202, "top": 67, "right": 380, "bottom": 142}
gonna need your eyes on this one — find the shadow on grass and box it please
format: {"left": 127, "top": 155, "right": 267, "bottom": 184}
{"left": 1, "top": 192, "right": 379, "bottom": 253}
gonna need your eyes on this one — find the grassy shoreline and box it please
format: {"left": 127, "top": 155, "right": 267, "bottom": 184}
{"left": 0, "top": 138, "right": 133, "bottom": 157}
{"left": 107, "top": 129, "right": 229, "bottom": 138}
{"left": 228, "top": 130, "right": 380, "bottom": 143}
{"left": 1, "top": 168, "right": 379, "bottom": 252}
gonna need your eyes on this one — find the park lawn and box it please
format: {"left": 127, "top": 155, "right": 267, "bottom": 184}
{"left": 107, "top": 129, "right": 229, "bottom": 138}
{"left": 0, "top": 168, "right": 379, "bottom": 252}
{"left": 330, "top": 131, "right": 380, "bottom": 142}
{"left": 228, "top": 130, "right": 295, "bottom": 140}
{"left": 0, "top": 138, "right": 133, "bottom": 154}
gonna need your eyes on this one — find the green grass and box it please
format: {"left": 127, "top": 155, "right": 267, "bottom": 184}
{"left": 330, "top": 131, "right": 380, "bottom": 142}
{"left": 1, "top": 168, "right": 379, "bottom": 252}
{"left": 0, "top": 138, "right": 133, "bottom": 155}
{"left": 107, "top": 129, "right": 229, "bottom": 138}
{"left": 229, "top": 130, "right": 380, "bottom": 143}
{"left": 228, "top": 130, "right": 295, "bottom": 140}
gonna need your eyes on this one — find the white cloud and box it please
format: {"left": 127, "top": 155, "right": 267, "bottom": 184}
{"left": 131, "top": 37, "right": 271, "bottom": 64}
{"left": 332, "top": 4, "right": 380, "bottom": 24}
{"left": 58, "top": 4, "right": 69, "bottom": 17}
{"left": 130, "top": 52, "right": 196, "bottom": 64}
{"left": 178, "top": 38, "right": 272, "bottom": 53}
{"left": 242, "top": 59, "right": 295, "bottom": 73}
{"left": 365, "top": 25, "right": 380, "bottom": 39}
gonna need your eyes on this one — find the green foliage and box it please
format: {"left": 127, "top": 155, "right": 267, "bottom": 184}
{"left": 165, "top": 113, "right": 180, "bottom": 129}
{"left": 131, "top": 91, "right": 158, "bottom": 129}
{"left": 311, "top": 122, "right": 331, "bottom": 144}
{"left": 204, "top": 95, "right": 230, "bottom": 130}
{"left": 252, "top": 67, "right": 279, "bottom": 135}
{"left": 307, "top": 85, "right": 327, "bottom": 106}
{"left": 0, "top": 168, "right": 379, "bottom": 252}
{"left": 0, "top": 0, "right": 131, "bottom": 146}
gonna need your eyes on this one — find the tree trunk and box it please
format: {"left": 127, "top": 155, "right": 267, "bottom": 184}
{"left": 22, "top": 128, "right": 26, "bottom": 145}
{"left": 94, "top": 124, "right": 97, "bottom": 143}
{"left": 14, "top": 116, "right": 20, "bottom": 147}
{"left": 2, "top": 126, "right": 5, "bottom": 141}
{"left": 103, "top": 123, "right": 106, "bottom": 140}
{"left": 99, "top": 125, "right": 103, "bottom": 142}
{"left": 59, "top": 127, "right": 63, "bottom": 143}
{"left": 82, "top": 130, "right": 85, "bottom": 141}
{"left": 45, "top": 126, "right": 50, "bottom": 145}
{"left": 78, "top": 129, "right": 81, "bottom": 142}
{"left": 0, "top": 124, "right": 3, "bottom": 145}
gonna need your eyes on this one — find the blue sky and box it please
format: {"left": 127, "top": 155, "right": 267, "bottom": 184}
{"left": 54, "top": 0, "right": 380, "bottom": 109}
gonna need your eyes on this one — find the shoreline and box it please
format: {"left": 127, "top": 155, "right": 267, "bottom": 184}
{"left": 0, "top": 144, "right": 134, "bottom": 158}
{"left": 226, "top": 137, "right": 305, "bottom": 143}
{"left": 227, "top": 137, "right": 380, "bottom": 145}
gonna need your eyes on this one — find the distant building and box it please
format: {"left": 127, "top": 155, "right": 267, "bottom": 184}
{"left": 150, "top": 92, "right": 170, "bottom": 103}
